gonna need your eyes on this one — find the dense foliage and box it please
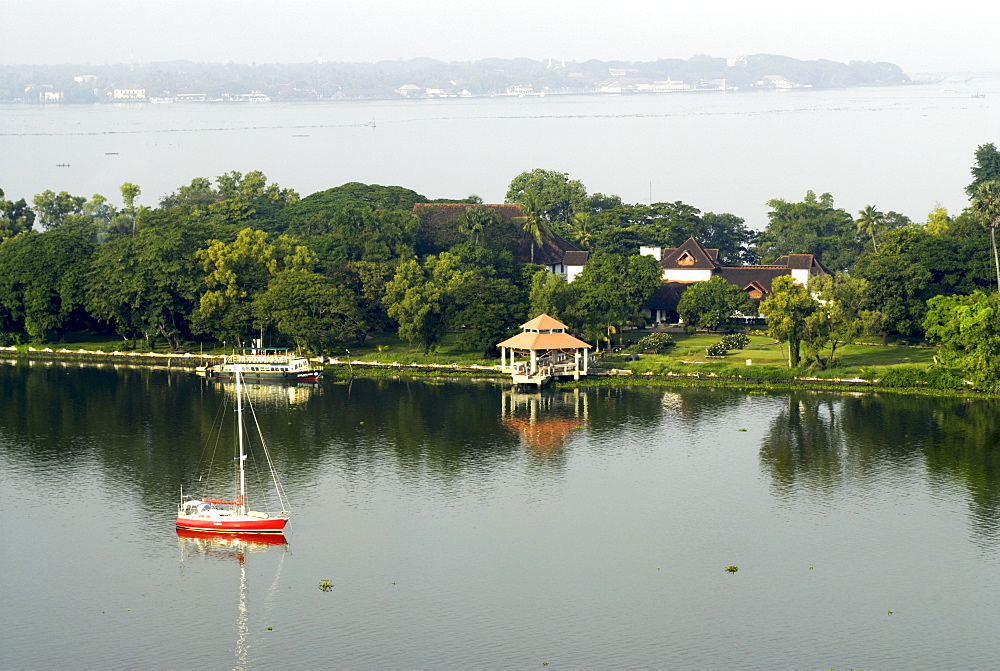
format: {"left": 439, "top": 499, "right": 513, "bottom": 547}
{"left": 1, "top": 142, "right": 997, "bottom": 390}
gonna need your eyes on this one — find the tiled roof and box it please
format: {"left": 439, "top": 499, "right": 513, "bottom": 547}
{"left": 717, "top": 267, "right": 794, "bottom": 296}
{"left": 496, "top": 331, "right": 592, "bottom": 351}
{"left": 659, "top": 237, "right": 722, "bottom": 270}
{"left": 514, "top": 231, "right": 586, "bottom": 266}
{"left": 520, "top": 314, "right": 569, "bottom": 331}
{"left": 412, "top": 203, "right": 525, "bottom": 224}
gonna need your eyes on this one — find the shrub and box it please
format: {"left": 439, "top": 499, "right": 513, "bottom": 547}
{"left": 877, "top": 366, "right": 966, "bottom": 389}
{"left": 635, "top": 332, "right": 676, "bottom": 353}
{"left": 719, "top": 365, "right": 795, "bottom": 382}
{"left": 706, "top": 342, "right": 728, "bottom": 357}
{"left": 720, "top": 333, "right": 750, "bottom": 350}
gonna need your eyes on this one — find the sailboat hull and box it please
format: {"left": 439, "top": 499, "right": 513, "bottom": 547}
{"left": 175, "top": 515, "right": 288, "bottom": 534}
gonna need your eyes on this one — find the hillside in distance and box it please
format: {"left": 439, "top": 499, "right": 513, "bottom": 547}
{"left": 1, "top": 54, "right": 910, "bottom": 103}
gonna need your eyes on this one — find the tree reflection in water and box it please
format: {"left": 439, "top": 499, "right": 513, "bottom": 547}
{"left": 759, "top": 392, "right": 1000, "bottom": 543}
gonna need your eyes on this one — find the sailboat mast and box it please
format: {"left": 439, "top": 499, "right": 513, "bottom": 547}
{"left": 237, "top": 369, "right": 247, "bottom": 515}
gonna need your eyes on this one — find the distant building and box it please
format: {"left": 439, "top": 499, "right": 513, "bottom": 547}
{"left": 756, "top": 75, "right": 797, "bottom": 90}
{"left": 395, "top": 84, "right": 422, "bottom": 97}
{"left": 112, "top": 86, "right": 146, "bottom": 100}
{"left": 223, "top": 91, "right": 271, "bottom": 102}
{"left": 641, "top": 237, "right": 828, "bottom": 324}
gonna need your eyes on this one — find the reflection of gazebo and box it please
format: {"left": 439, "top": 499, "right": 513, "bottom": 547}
{"left": 497, "top": 314, "right": 592, "bottom": 386}
{"left": 501, "top": 388, "right": 590, "bottom": 451}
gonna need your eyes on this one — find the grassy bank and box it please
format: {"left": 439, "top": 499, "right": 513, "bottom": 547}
{"left": 3, "top": 328, "right": 982, "bottom": 395}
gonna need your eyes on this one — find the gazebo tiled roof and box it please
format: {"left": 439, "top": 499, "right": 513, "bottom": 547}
{"left": 496, "top": 314, "right": 592, "bottom": 351}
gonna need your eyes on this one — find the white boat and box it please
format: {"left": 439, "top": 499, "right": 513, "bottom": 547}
{"left": 176, "top": 370, "right": 291, "bottom": 534}
{"left": 197, "top": 346, "right": 323, "bottom": 380}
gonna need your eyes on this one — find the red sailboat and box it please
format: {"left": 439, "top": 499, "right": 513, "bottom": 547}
{"left": 176, "top": 370, "right": 290, "bottom": 534}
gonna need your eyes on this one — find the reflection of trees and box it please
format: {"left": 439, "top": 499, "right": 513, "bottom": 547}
{"left": 759, "top": 391, "right": 1000, "bottom": 543}
{"left": 760, "top": 394, "right": 848, "bottom": 495}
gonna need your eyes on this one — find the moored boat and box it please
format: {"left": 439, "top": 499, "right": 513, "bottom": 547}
{"left": 176, "top": 370, "right": 291, "bottom": 534}
{"left": 197, "top": 346, "right": 322, "bottom": 380}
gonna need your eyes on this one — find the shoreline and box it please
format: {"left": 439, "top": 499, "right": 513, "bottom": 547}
{"left": 2, "top": 347, "right": 990, "bottom": 397}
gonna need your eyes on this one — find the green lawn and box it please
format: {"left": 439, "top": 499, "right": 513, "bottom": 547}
{"left": 598, "top": 331, "right": 938, "bottom": 378}
{"left": 28, "top": 328, "right": 941, "bottom": 380}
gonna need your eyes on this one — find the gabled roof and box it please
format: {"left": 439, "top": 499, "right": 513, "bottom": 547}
{"left": 772, "top": 253, "right": 829, "bottom": 274}
{"left": 515, "top": 231, "right": 587, "bottom": 267}
{"left": 562, "top": 250, "right": 590, "bottom": 267}
{"left": 659, "top": 237, "right": 721, "bottom": 270}
{"left": 717, "top": 267, "right": 795, "bottom": 296}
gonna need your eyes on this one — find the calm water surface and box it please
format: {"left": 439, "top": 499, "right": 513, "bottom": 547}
{"left": 2, "top": 361, "right": 999, "bottom": 668}
{"left": 2, "top": 78, "right": 998, "bottom": 226}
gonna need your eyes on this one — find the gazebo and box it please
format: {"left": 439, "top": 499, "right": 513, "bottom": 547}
{"left": 497, "top": 314, "right": 593, "bottom": 386}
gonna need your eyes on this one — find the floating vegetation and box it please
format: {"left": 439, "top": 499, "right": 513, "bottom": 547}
{"left": 318, "top": 579, "right": 333, "bottom": 592}
{"left": 725, "top": 565, "right": 739, "bottom": 573}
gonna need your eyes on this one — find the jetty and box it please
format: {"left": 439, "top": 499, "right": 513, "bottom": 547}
{"left": 497, "top": 314, "right": 593, "bottom": 387}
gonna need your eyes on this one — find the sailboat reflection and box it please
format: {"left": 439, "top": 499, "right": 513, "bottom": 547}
{"left": 176, "top": 528, "right": 288, "bottom": 550}
{"left": 176, "top": 528, "right": 287, "bottom": 668}
{"left": 501, "top": 388, "right": 589, "bottom": 452}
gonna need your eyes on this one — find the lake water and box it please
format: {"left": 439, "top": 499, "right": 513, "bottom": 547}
{"left": 3, "top": 361, "right": 999, "bottom": 668}
{"left": 1, "top": 76, "right": 998, "bottom": 228}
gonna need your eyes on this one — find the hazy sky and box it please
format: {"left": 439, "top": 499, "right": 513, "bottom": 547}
{"left": 2, "top": 0, "right": 996, "bottom": 73}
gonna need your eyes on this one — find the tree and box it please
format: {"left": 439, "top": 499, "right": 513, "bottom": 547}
{"left": 457, "top": 206, "right": 502, "bottom": 247}
{"left": 700, "top": 212, "right": 757, "bottom": 264}
{"left": 86, "top": 220, "right": 208, "bottom": 350}
{"left": 384, "top": 252, "right": 474, "bottom": 354}
{"left": 505, "top": 169, "right": 588, "bottom": 227}
{"left": 0, "top": 188, "right": 35, "bottom": 239}
{"left": 966, "top": 142, "right": 1000, "bottom": 199}
{"left": 210, "top": 170, "right": 299, "bottom": 225}
{"left": 802, "top": 273, "right": 869, "bottom": 369}
{"left": 32, "top": 190, "right": 86, "bottom": 229}
{"left": 855, "top": 204, "right": 884, "bottom": 253}
{"left": 193, "top": 228, "right": 279, "bottom": 345}
{"left": 514, "top": 187, "right": 550, "bottom": 263}
{"left": 113, "top": 182, "right": 142, "bottom": 235}
{"left": 851, "top": 229, "right": 933, "bottom": 341}
{"left": 450, "top": 273, "right": 524, "bottom": 357}
{"left": 676, "top": 276, "right": 754, "bottom": 330}
{"left": 569, "top": 253, "right": 661, "bottom": 346}
{"left": 0, "top": 226, "right": 94, "bottom": 342}
{"left": 926, "top": 203, "right": 952, "bottom": 235}
{"left": 971, "top": 180, "right": 1000, "bottom": 291}
{"left": 528, "top": 269, "right": 576, "bottom": 323}
{"left": 253, "top": 269, "right": 365, "bottom": 354}
{"left": 755, "top": 191, "right": 859, "bottom": 271}
{"left": 759, "top": 275, "right": 816, "bottom": 368}
{"left": 924, "top": 291, "right": 1000, "bottom": 390}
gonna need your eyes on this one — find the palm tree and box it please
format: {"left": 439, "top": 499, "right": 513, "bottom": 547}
{"left": 856, "top": 204, "right": 884, "bottom": 253}
{"left": 457, "top": 206, "right": 495, "bottom": 247}
{"left": 972, "top": 181, "right": 1000, "bottom": 291}
{"left": 570, "top": 211, "right": 593, "bottom": 248}
{"left": 516, "top": 188, "right": 549, "bottom": 263}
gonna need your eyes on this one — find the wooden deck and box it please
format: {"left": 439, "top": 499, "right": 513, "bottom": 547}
{"left": 511, "top": 361, "right": 587, "bottom": 387}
